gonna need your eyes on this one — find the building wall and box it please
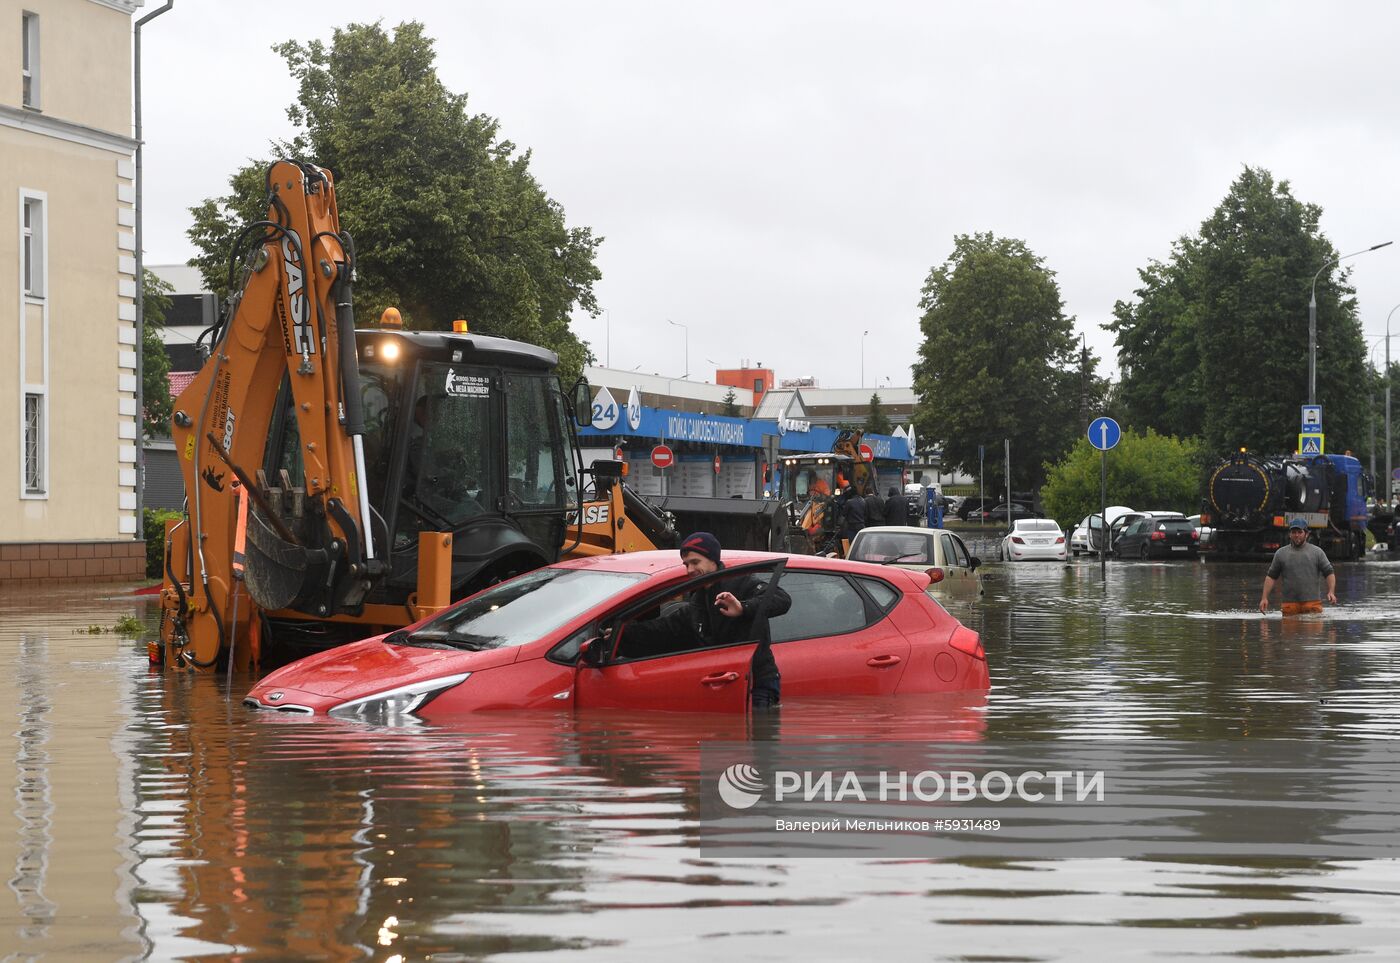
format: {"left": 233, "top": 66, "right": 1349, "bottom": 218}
{"left": 0, "top": 0, "right": 141, "bottom": 571}
{"left": 0, "top": 0, "right": 134, "bottom": 131}
{"left": 715, "top": 366, "right": 774, "bottom": 404}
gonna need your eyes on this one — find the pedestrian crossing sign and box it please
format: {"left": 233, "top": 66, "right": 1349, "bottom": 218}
{"left": 1298, "top": 432, "right": 1324, "bottom": 456}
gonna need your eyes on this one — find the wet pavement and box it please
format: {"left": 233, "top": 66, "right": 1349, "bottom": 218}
{"left": 2, "top": 552, "right": 1399, "bottom": 960}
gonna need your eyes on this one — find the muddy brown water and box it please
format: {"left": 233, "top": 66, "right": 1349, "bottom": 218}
{"left": 2, "top": 552, "right": 1398, "bottom": 960}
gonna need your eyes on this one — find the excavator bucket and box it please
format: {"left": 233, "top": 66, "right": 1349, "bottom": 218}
{"left": 243, "top": 508, "right": 320, "bottom": 612}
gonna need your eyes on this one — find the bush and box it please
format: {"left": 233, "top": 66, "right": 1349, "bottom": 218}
{"left": 143, "top": 507, "right": 182, "bottom": 580}
{"left": 1041, "top": 430, "right": 1201, "bottom": 525}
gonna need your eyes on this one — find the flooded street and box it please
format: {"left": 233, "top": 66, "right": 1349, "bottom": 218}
{"left": 3, "top": 555, "right": 1399, "bottom": 961}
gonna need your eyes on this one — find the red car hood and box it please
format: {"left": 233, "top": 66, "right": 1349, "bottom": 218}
{"left": 249, "top": 638, "right": 521, "bottom": 701}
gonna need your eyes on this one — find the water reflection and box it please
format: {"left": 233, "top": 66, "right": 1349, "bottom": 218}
{"left": 1, "top": 558, "right": 1399, "bottom": 960}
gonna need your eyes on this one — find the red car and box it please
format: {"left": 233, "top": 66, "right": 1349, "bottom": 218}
{"left": 243, "top": 551, "right": 990, "bottom": 722}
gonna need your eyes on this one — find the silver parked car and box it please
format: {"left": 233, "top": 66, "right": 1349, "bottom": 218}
{"left": 1069, "top": 506, "right": 1135, "bottom": 556}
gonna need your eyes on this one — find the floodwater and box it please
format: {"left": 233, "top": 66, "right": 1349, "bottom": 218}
{"left": 2, "top": 552, "right": 1399, "bottom": 961}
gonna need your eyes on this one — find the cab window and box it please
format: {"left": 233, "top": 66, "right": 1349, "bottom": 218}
{"left": 506, "top": 374, "right": 567, "bottom": 509}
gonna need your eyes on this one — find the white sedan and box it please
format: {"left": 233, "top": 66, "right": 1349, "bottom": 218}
{"left": 1001, "top": 519, "right": 1067, "bottom": 562}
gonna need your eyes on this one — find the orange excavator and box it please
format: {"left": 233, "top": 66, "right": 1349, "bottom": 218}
{"left": 158, "top": 160, "right": 672, "bottom": 670}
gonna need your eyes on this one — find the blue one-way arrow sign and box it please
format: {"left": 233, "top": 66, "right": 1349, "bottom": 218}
{"left": 1088, "top": 416, "right": 1121, "bottom": 451}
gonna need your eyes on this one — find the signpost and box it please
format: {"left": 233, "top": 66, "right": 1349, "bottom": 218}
{"left": 1088, "top": 417, "right": 1122, "bottom": 580}
{"left": 651, "top": 445, "right": 674, "bottom": 469}
{"left": 1004, "top": 439, "right": 1011, "bottom": 535}
{"left": 713, "top": 453, "right": 722, "bottom": 475}
{"left": 1298, "top": 433, "right": 1325, "bottom": 456}
{"left": 978, "top": 444, "right": 985, "bottom": 528}
{"left": 1299, "top": 404, "right": 1324, "bottom": 456}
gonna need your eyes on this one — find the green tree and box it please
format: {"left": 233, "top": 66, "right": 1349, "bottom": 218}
{"left": 1109, "top": 167, "right": 1368, "bottom": 456}
{"left": 1041, "top": 429, "right": 1202, "bottom": 526}
{"left": 720, "top": 388, "right": 740, "bottom": 417}
{"left": 912, "top": 232, "right": 1081, "bottom": 489}
{"left": 864, "top": 392, "right": 893, "bottom": 435}
{"left": 141, "top": 268, "right": 174, "bottom": 440}
{"left": 187, "top": 21, "right": 601, "bottom": 381}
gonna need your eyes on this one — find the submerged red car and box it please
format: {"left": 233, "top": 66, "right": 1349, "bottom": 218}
{"left": 244, "top": 551, "right": 990, "bottom": 722}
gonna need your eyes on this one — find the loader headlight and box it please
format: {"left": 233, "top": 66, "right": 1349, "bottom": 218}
{"left": 327, "top": 673, "right": 470, "bottom": 725}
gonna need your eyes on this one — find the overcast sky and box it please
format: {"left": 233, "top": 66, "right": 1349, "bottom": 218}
{"left": 139, "top": 1, "right": 1400, "bottom": 391}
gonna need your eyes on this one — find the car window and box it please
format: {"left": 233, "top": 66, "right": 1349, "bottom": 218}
{"left": 855, "top": 576, "right": 899, "bottom": 611}
{"left": 611, "top": 560, "right": 787, "bottom": 660}
{"left": 770, "top": 572, "right": 870, "bottom": 643}
{"left": 849, "top": 531, "right": 930, "bottom": 564}
{"left": 1023, "top": 520, "right": 1059, "bottom": 532}
{"left": 547, "top": 624, "right": 593, "bottom": 664}
{"left": 949, "top": 534, "right": 972, "bottom": 567}
{"left": 1159, "top": 519, "right": 1192, "bottom": 531}
{"left": 939, "top": 533, "right": 957, "bottom": 565}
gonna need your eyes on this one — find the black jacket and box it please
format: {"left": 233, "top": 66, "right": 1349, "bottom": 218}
{"left": 884, "top": 493, "right": 909, "bottom": 527}
{"left": 863, "top": 492, "right": 886, "bottom": 527}
{"left": 840, "top": 490, "right": 866, "bottom": 537}
{"left": 620, "top": 566, "right": 792, "bottom": 684}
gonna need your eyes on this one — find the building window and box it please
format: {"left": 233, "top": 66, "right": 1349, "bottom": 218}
{"left": 21, "top": 12, "right": 40, "bottom": 109}
{"left": 753, "top": 378, "right": 763, "bottom": 393}
{"left": 22, "top": 196, "right": 43, "bottom": 297}
{"left": 24, "top": 393, "right": 45, "bottom": 495}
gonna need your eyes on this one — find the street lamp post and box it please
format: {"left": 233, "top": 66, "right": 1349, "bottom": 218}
{"left": 861, "top": 330, "right": 869, "bottom": 388}
{"left": 668, "top": 319, "right": 688, "bottom": 379}
{"left": 1309, "top": 241, "right": 1393, "bottom": 404}
{"left": 1368, "top": 335, "right": 1385, "bottom": 480}
{"left": 1387, "top": 303, "right": 1400, "bottom": 504}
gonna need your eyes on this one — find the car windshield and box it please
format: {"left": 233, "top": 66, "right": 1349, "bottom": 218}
{"left": 404, "top": 569, "right": 647, "bottom": 650}
{"left": 1018, "top": 520, "right": 1060, "bottom": 533}
{"left": 850, "top": 531, "right": 932, "bottom": 563}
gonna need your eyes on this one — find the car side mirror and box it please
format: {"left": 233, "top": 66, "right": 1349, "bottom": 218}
{"left": 573, "top": 379, "right": 593, "bottom": 428}
{"left": 968, "top": 556, "right": 981, "bottom": 570}
{"left": 579, "top": 636, "right": 607, "bottom": 667}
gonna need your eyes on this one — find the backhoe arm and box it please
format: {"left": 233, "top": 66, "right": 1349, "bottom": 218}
{"left": 161, "top": 160, "right": 375, "bottom": 668}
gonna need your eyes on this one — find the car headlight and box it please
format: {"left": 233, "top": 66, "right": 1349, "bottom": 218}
{"left": 327, "top": 673, "right": 471, "bottom": 725}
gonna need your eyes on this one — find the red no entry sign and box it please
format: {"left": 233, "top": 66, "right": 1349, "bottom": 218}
{"left": 859, "top": 443, "right": 874, "bottom": 462}
{"left": 651, "top": 444, "right": 674, "bottom": 469}
{"left": 713, "top": 454, "right": 722, "bottom": 474}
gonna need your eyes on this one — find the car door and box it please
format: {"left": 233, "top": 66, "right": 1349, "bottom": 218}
{"left": 768, "top": 570, "right": 911, "bottom": 697}
{"left": 1116, "top": 519, "right": 1144, "bottom": 556}
{"left": 574, "top": 643, "right": 759, "bottom": 712}
{"left": 573, "top": 560, "right": 784, "bottom": 713}
{"left": 940, "top": 532, "right": 981, "bottom": 597}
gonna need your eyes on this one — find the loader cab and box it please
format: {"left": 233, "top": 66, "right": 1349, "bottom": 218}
{"left": 780, "top": 454, "right": 853, "bottom": 506}
{"left": 778, "top": 453, "right": 856, "bottom": 554}
{"left": 263, "top": 328, "right": 582, "bottom": 604}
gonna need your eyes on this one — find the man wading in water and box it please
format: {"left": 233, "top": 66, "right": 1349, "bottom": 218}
{"left": 1258, "top": 519, "right": 1337, "bottom": 616}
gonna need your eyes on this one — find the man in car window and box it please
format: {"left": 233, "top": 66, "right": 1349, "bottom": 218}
{"left": 619, "top": 532, "right": 792, "bottom": 708}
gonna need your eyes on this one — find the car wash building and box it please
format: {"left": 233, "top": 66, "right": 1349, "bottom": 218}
{"left": 577, "top": 383, "right": 912, "bottom": 499}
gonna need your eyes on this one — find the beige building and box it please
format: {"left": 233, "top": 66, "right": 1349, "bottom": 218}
{"left": 0, "top": 0, "right": 145, "bottom": 581}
